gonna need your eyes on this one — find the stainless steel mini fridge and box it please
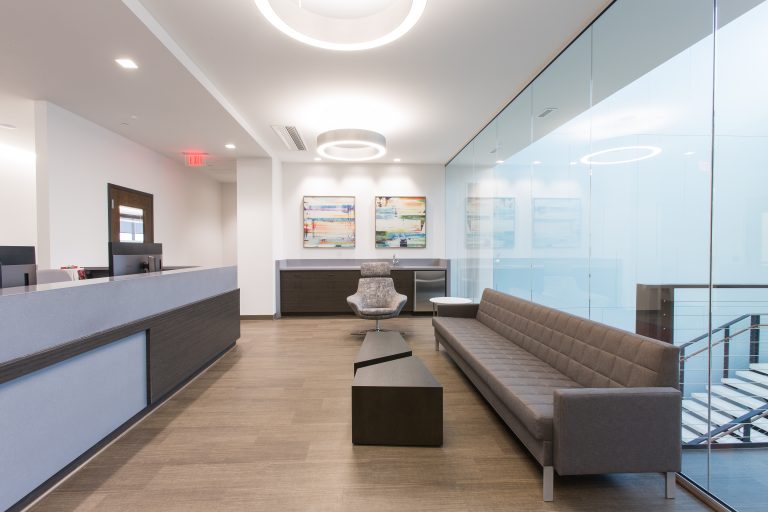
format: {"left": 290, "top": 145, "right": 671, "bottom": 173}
{"left": 413, "top": 270, "right": 446, "bottom": 312}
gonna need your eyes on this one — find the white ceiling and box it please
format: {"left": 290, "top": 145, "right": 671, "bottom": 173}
{"left": 134, "top": 0, "right": 611, "bottom": 165}
{"left": 0, "top": 0, "right": 612, "bottom": 179}
{"left": 0, "top": 0, "right": 268, "bottom": 182}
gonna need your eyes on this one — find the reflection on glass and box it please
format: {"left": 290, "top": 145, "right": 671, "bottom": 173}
{"left": 444, "top": 0, "right": 768, "bottom": 508}
{"left": 119, "top": 205, "right": 144, "bottom": 243}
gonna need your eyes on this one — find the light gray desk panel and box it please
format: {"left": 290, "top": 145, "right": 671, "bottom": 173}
{"left": 0, "top": 266, "right": 237, "bottom": 363}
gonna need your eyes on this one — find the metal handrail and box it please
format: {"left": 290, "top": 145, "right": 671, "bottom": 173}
{"left": 689, "top": 403, "right": 768, "bottom": 445}
{"left": 681, "top": 323, "right": 768, "bottom": 362}
{"left": 678, "top": 314, "right": 753, "bottom": 351}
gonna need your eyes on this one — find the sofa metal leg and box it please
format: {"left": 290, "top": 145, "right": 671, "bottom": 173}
{"left": 543, "top": 466, "right": 554, "bottom": 502}
{"left": 665, "top": 472, "right": 676, "bottom": 499}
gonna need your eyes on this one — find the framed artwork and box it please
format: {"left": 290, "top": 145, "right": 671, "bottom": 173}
{"left": 303, "top": 196, "right": 355, "bottom": 248}
{"left": 532, "top": 198, "right": 581, "bottom": 248}
{"left": 465, "top": 197, "right": 515, "bottom": 248}
{"left": 375, "top": 196, "right": 426, "bottom": 248}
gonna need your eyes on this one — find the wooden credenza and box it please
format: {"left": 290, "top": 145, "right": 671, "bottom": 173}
{"left": 280, "top": 269, "right": 416, "bottom": 314}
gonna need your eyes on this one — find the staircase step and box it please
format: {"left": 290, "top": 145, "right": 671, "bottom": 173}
{"left": 691, "top": 393, "right": 750, "bottom": 418}
{"left": 722, "top": 378, "right": 768, "bottom": 401}
{"left": 750, "top": 363, "right": 768, "bottom": 374}
{"left": 683, "top": 399, "right": 736, "bottom": 426}
{"left": 698, "top": 389, "right": 768, "bottom": 439}
{"left": 680, "top": 411, "right": 745, "bottom": 444}
{"left": 681, "top": 426, "right": 699, "bottom": 443}
{"left": 710, "top": 385, "right": 765, "bottom": 410}
{"left": 681, "top": 411, "right": 710, "bottom": 435}
{"left": 736, "top": 370, "right": 768, "bottom": 388}
{"left": 691, "top": 393, "right": 749, "bottom": 417}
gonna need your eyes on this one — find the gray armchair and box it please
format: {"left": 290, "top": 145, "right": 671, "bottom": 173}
{"left": 347, "top": 262, "right": 407, "bottom": 334}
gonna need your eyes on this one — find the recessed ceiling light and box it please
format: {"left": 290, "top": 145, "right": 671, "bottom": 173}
{"left": 569, "top": 161, "right": 577, "bottom": 165}
{"left": 314, "top": 157, "right": 322, "bottom": 161}
{"left": 495, "top": 160, "right": 504, "bottom": 165}
{"left": 225, "top": 143, "right": 236, "bottom": 149}
{"left": 532, "top": 160, "right": 542, "bottom": 165}
{"left": 580, "top": 146, "right": 662, "bottom": 166}
{"left": 683, "top": 151, "right": 695, "bottom": 156}
{"left": 317, "top": 129, "right": 386, "bottom": 162}
{"left": 254, "top": 0, "right": 427, "bottom": 52}
{"left": 0, "top": 123, "right": 17, "bottom": 130}
{"left": 115, "top": 58, "right": 138, "bottom": 69}
{"left": 394, "top": 158, "right": 401, "bottom": 163}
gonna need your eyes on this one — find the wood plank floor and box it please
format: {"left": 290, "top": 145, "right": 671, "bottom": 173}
{"left": 31, "top": 317, "right": 708, "bottom": 511}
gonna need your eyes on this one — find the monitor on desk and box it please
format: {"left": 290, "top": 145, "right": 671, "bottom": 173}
{"left": 0, "top": 246, "right": 37, "bottom": 288}
{"left": 108, "top": 242, "right": 163, "bottom": 277}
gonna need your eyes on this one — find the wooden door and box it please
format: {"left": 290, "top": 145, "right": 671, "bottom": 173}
{"left": 108, "top": 184, "right": 154, "bottom": 243}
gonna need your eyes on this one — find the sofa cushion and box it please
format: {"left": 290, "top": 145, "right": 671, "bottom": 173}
{"left": 476, "top": 289, "right": 680, "bottom": 389}
{"left": 434, "top": 317, "right": 581, "bottom": 441}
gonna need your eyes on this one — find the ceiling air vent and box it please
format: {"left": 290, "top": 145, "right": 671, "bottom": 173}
{"left": 537, "top": 107, "right": 558, "bottom": 118}
{"left": 271, "top": 125, "right": 307, "bottom": 151}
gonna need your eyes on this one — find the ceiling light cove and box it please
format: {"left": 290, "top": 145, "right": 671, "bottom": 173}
{"left": 580, "top": 146, "right": 662, "bottom": 166}
{"left": 317, "top": 129, "right": 386, "bottom": 161}
{"left": 254, "top": 0, "right": 427, "bottom": 51}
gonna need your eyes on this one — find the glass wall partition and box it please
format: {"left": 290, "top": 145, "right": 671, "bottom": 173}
{"left": 445, "top": 0, "right": 768, "bottom": 508}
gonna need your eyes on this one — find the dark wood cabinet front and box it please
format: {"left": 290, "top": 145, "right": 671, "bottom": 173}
{"left": 280, "top": 270, "right": 415, "bottom": 314}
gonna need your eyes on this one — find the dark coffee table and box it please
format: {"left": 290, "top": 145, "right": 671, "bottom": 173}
{"left": 352, "top": 356, "right": 443, "bottom": 446}
{"left": 354, "top": 331, "right": 412, "bottom": 374}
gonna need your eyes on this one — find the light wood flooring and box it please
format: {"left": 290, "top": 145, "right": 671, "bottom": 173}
{"left": 31, "top": 316, "right": 708, "bottom": 511}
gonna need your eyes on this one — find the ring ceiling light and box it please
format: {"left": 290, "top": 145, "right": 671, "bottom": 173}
{"left": 317, "top": 129, "right": 387, "bottom": 161}
{"left": 580, "top": 145, "right": 662, "bottom": 166}
{"left": 254, "top": 0, "right": 427, "bottom": 51}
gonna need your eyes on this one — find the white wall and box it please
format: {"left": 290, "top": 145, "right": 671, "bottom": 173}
{"left": 281, "top": 163, "right": 445, "bottom": 260}
{"left": 0, "top": 93, "right": 36, "bottom": 247}
{"left": 237, "top": 158, "right": 281, "bottom": 315}
{"left": 35, "top": 102, "right": 224, "bottom": 268}
{"left": 221, "top": 183, "right": 237, "bottom": 266}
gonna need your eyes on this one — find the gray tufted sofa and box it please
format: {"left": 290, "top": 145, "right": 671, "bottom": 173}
{"left": 433, "top": 288, "right": 681, "bottom": 501}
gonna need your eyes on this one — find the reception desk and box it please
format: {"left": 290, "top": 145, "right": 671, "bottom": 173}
{"left": 0, "top": 266, "right": 240, "bottom": 511}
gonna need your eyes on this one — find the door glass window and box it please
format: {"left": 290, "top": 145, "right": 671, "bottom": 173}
{"left": 119, "top": 205, "right": 145, "bottom": 242}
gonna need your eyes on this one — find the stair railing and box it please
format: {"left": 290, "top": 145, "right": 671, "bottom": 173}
{"left": 688, "top": 402, "right": 768, "bottom": 445}
{"left": 678, "top": 314, "right": 766, "bottom": 395}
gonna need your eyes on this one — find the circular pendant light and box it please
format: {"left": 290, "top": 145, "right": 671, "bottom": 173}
{"left": 317, "top": 129, "right": 387, "bottom": 161}
{"left": 580, "top": 146, "right": 662, "bottom": 166}
{"left": 254, "top": 0, "right": 427, "bottom": 51}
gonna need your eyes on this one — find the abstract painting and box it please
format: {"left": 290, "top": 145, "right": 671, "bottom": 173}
{"left": 375, "top": 196, "right": 426, "bottom": 248}
{"left": 303, "top": 196, "right": 355, "bottom": 248}
{"left": 532, "top": 198, "right": 581, "bottom": 248}
{"left": 465, "top": 197, "right": 515, "bottom": 248}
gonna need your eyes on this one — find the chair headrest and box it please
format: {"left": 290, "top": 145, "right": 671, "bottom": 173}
{"left": 360, "top": 262, "right": 391, "bottom": 277}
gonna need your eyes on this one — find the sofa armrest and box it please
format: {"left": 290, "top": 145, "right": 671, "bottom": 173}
{"left": 437, "top": 303, "right": 479, "bottom": 318}
{"left": 553, "top": 387, "right": 681, "bottom": 475}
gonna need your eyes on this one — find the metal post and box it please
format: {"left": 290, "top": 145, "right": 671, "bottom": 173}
{"left": 750, "top": 314, "right": 760, "bottom": 364}
{"left": 723, "top": 326, "right": 730, "bottom": 379}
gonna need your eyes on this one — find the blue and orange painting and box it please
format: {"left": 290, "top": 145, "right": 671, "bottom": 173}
{"left": 375, "top": 196, "right": 426, "bottom": 248}
{"left": 303, "top": 196, "right": 355, "bottom": 248}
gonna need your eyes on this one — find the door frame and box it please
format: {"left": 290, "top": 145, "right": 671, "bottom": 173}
{"left": 107, "top": 183, "right": 155, "bottom": 244}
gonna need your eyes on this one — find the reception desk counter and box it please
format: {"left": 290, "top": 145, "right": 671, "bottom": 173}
{"left": 0, "top": 266, "right": 240, "bottom": 511}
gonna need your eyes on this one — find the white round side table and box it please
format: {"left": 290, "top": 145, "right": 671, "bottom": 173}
{"left": 429, "top": 296, "right": 472, "bottom": 316}
{"left": 430, "top": 297, "right": 473, "bottom": 351}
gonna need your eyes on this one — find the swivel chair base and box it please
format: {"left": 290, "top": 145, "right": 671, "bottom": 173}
{"left": 351, "top": 319, "right": 403, "bottom": 336}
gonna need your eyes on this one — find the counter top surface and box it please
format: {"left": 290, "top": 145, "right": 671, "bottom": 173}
{"left": 0, "top": 265, "right": 214, "bottom": 297}
{"left": 278, "top": 259, "right": 448, "bottom": 271}
{"left": 0, "top": 266, "right": 238, "bottom": 363}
